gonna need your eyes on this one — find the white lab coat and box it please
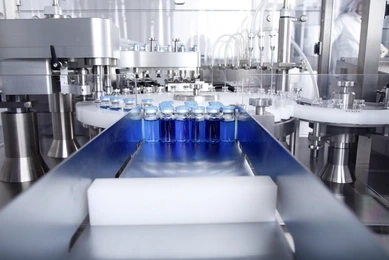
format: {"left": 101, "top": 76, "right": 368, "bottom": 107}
{"left": 332, "top": 12, "right": 361, "bottom": 61}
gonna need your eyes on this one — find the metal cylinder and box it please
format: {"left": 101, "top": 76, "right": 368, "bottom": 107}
{"left": 93, "top": 65, "right": 104, "bottom": 99}
{"left": 276, "top": 8, "right": 293, "bottom": 92}
{"left": 47, "top": 93, "right": 79, "bottom": 159}
{"left": 319, "top": 134, "right": 356, "bottom": 184}
{"left": 104, "top": 65, "right": 112, "bottom": 94}
{"left": 0, "top": 112, "right": 48, "bottom": 182}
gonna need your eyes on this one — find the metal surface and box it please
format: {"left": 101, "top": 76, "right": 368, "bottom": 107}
{"left": 276, "top": 1, "right": 293, "bottom": 93}
{"left": 0, "top": 18, "right": 120, "bottom": 60}
{"left": 48, "top": 93, "right": 79, "bottom": 158}
{"left": 68, "top": 223, "right": 294, "bottom": 260}
{"left": 0, "top": 112, "right": 48, "bottom": 183}
{"left": 0, "top": 60, "right": 56, "bottom": 95}
{"left": 173, "top": 93, "right": 218, "bottom": 102}
{"left": 250, "top": 98, "right": 272, "bottom": 116}
{"left": 319, "top": 145, "right": 354, "bottom": 183}
{"left": 0, "top": 115, "right": 139, "bottom": 259}
{"left": 316, "top": 0, "right": 334, "bottom": 99}
{"left": 92, "top": 65, "right": 104, "bottom": 99}
{"left": 240, "top": 116, "right": 389, "bottom": 259}
{"left": 357, "top": 0, "right": 386, "bottom": 101}
{"left": 121, "top": 142, "right": 254, "bottom": 178}
{"left": 119, "top": 51, "right": 200, "bottom": 69}
{"left": 0, "top": 113, "right": 387, "bottom": 258}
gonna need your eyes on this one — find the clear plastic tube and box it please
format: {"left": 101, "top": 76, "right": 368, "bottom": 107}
{"left": 291, "top": 40, "right": 320, "bottom": 99}
{"left": 248, "top": 0, "right": 268, "bottom": 66}
{"left": 223, "top": 33, "right": 244, "bottom": 67}
{"left": 211, "top": 35, "right": 239, "bottom": 67}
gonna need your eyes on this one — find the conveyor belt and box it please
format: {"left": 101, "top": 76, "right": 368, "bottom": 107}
{"left": 120, "top": 142, "right": 254, "bottom": 178}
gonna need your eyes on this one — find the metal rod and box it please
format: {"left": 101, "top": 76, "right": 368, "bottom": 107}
{"left": 93, "top": 65, "right": 104, "bottom": 100}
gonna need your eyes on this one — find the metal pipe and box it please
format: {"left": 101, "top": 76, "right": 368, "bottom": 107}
{"left": 256, "top": 106, "right": 265, "bottom": 116}
{"left": 276, "top": 5, "right": 293, "bottom": 92}
{"left": 53, "top": 0, "right": 59, "bottom": 6}
{"left": 104, "top": 66, "right": 112, "bottom": 94}
{"left": 310, "top": 122, "right": 321, "bottom": 158}
{"left": 93, "top": 65, "right": 104, "bottom": 100}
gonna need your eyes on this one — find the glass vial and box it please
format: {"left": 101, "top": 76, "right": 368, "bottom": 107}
{"left": 123, "top": 97, "right": 135, "bottom": 112}
{"left": 237, "top": 106, "right": 250, "bottom": 142}
{"left": 109, "top": 97, "right": 121, "bottom": 111}
{"left": 160, "top": 106, "right": 176, "bottom": 143}
{"left": 100, "top": 96, "right": 110, "bottom": 109}
{"left": 191, "top": 106, "right": 206, "bottom": 143}
{"left": 205, "top": 106, "right": 221, "bottom": 143}
{"left": 220, "top": 106, "right": 235, "bottom": 142}
{"left": 144, "top": 106, "right": 160, "bottom": 142}
{"left": 175, "top": 105, "right": 190, "bottom": 142}
{"left": 126, "top": 106, "right": 142, "bottom": 142}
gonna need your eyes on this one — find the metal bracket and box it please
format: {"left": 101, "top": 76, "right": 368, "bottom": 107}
{"left": 314, "top": 42, "right": 322, "bottom": 56}
{"left": 0, "top": 100, "right": 37, "bottom": 109}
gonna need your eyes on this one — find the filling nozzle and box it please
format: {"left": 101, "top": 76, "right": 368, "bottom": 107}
{"left": 269, "top": 30, "right": 277, "bottom": 66}
{"left": 269, "top": 30, "right": 277, "bottom": 52}
{"left": 248, "top": 33, "right": 255, "bottom": 67}
{"left": 257, "top": 32, "right": 265, "bottom": 67}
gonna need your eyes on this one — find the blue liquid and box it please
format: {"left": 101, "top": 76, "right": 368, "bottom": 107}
{"left": 109, "top": 107, "right": 122, "bottom": 111}
{"left": 191, "top": 119, "right": 205, "bottom": 143}
{"left": 188, "top": 119, "right": 193, "bottom": 141}
{"left": 100, "top": 105, "right": 110, "bottom": 109}
{"left": 144, "top": 119, "right": 160, "bottom": 142}
{"left": 126, "top": 119, "right": 142, "bottom": 142}
{"left": 220, "top": 120, "right": 235, "bottom": 142}
{"left": 205, "top": 119, "right": 220, "bottom": 143}
{"left": 160, "top": 118, "right": 176, "bottom": 143}
{"left": 175, "top": 119, "right": 189, "bottom": 142}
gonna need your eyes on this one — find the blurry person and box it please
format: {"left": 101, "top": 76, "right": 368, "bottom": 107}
{"left": 331, "top": 0, "right": 388, "bottom": 73}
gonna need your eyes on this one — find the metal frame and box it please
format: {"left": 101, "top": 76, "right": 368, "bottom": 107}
{"left": 0, "top": 114, "right": 386, "bottom": 258}
{"left": 357, "top": 0, "right": 386, "bottom": 101}
{"left": 317, "top": 0, "right": 335, "bottom": 99}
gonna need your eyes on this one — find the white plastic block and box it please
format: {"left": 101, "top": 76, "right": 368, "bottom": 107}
{"left": 88, "top": 176, "right": 277, "bottom": 226}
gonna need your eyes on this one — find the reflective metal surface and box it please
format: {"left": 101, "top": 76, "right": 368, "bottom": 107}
{"left": 68, "top": 223, "right": 294, "bottom": 260}
{"left": 119, "top": 50, "right": 200, "bottom": 69}
{"left": 0, "top": 112, "right": 48, "bottom": 182}
{"left": 173, "top": 93, "right": 219, "bottom": 102}
{"left": 319, "top": 145, "right": 354, "bottom": 183}
{"left": 0, "top": 18, "right": 120, "bottom": 60}
{"left": 240, "top": 116, "right": 389, "bottom": 259}
{"left": 120, "top": 142, "right": 254, "bottom": 178}
{"left": 48, "top": 93, "right": 79, "bottom": 158}
{"left": 0, "top": 115, "right": 139, "bottom": 259}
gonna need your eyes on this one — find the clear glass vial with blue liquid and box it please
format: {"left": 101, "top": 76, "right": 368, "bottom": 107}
{"left": 109, "top": 97, "right": 121, "bottom": 111}
{"left": 220, "top": 106, "right": 235, "bottom": 142}
{"left": 159, "top": 106, "right": 176, "bottom": 143}
{"left": 123, "top": 98, "right": 135, "bottom": 112}
{"left": 205, "top": 106, "right": 221, "bottom": 143}
{"left": 126, "top": 106, "right": 142, "bottom": 142}
{"left": 237, "top": 105, "right": 251, "bottom": 142}
{"left": 99, "top": 96, "right": 110, "bottom": 109}
{"left": 175, "top": 105, "right": 190, "bottom": 142}
{"left": 191, "top": 106, "right": 206, "bottom": 143}
{"left": 142, "top": 98, "right": 154, "bottom": 108}
{"left": 144, "top": 106, "right": 160, "bottom": 142}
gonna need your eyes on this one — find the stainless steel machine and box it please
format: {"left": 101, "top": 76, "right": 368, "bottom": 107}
{"left": 0, "top": 0, "right": 389, "bottom": 258}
